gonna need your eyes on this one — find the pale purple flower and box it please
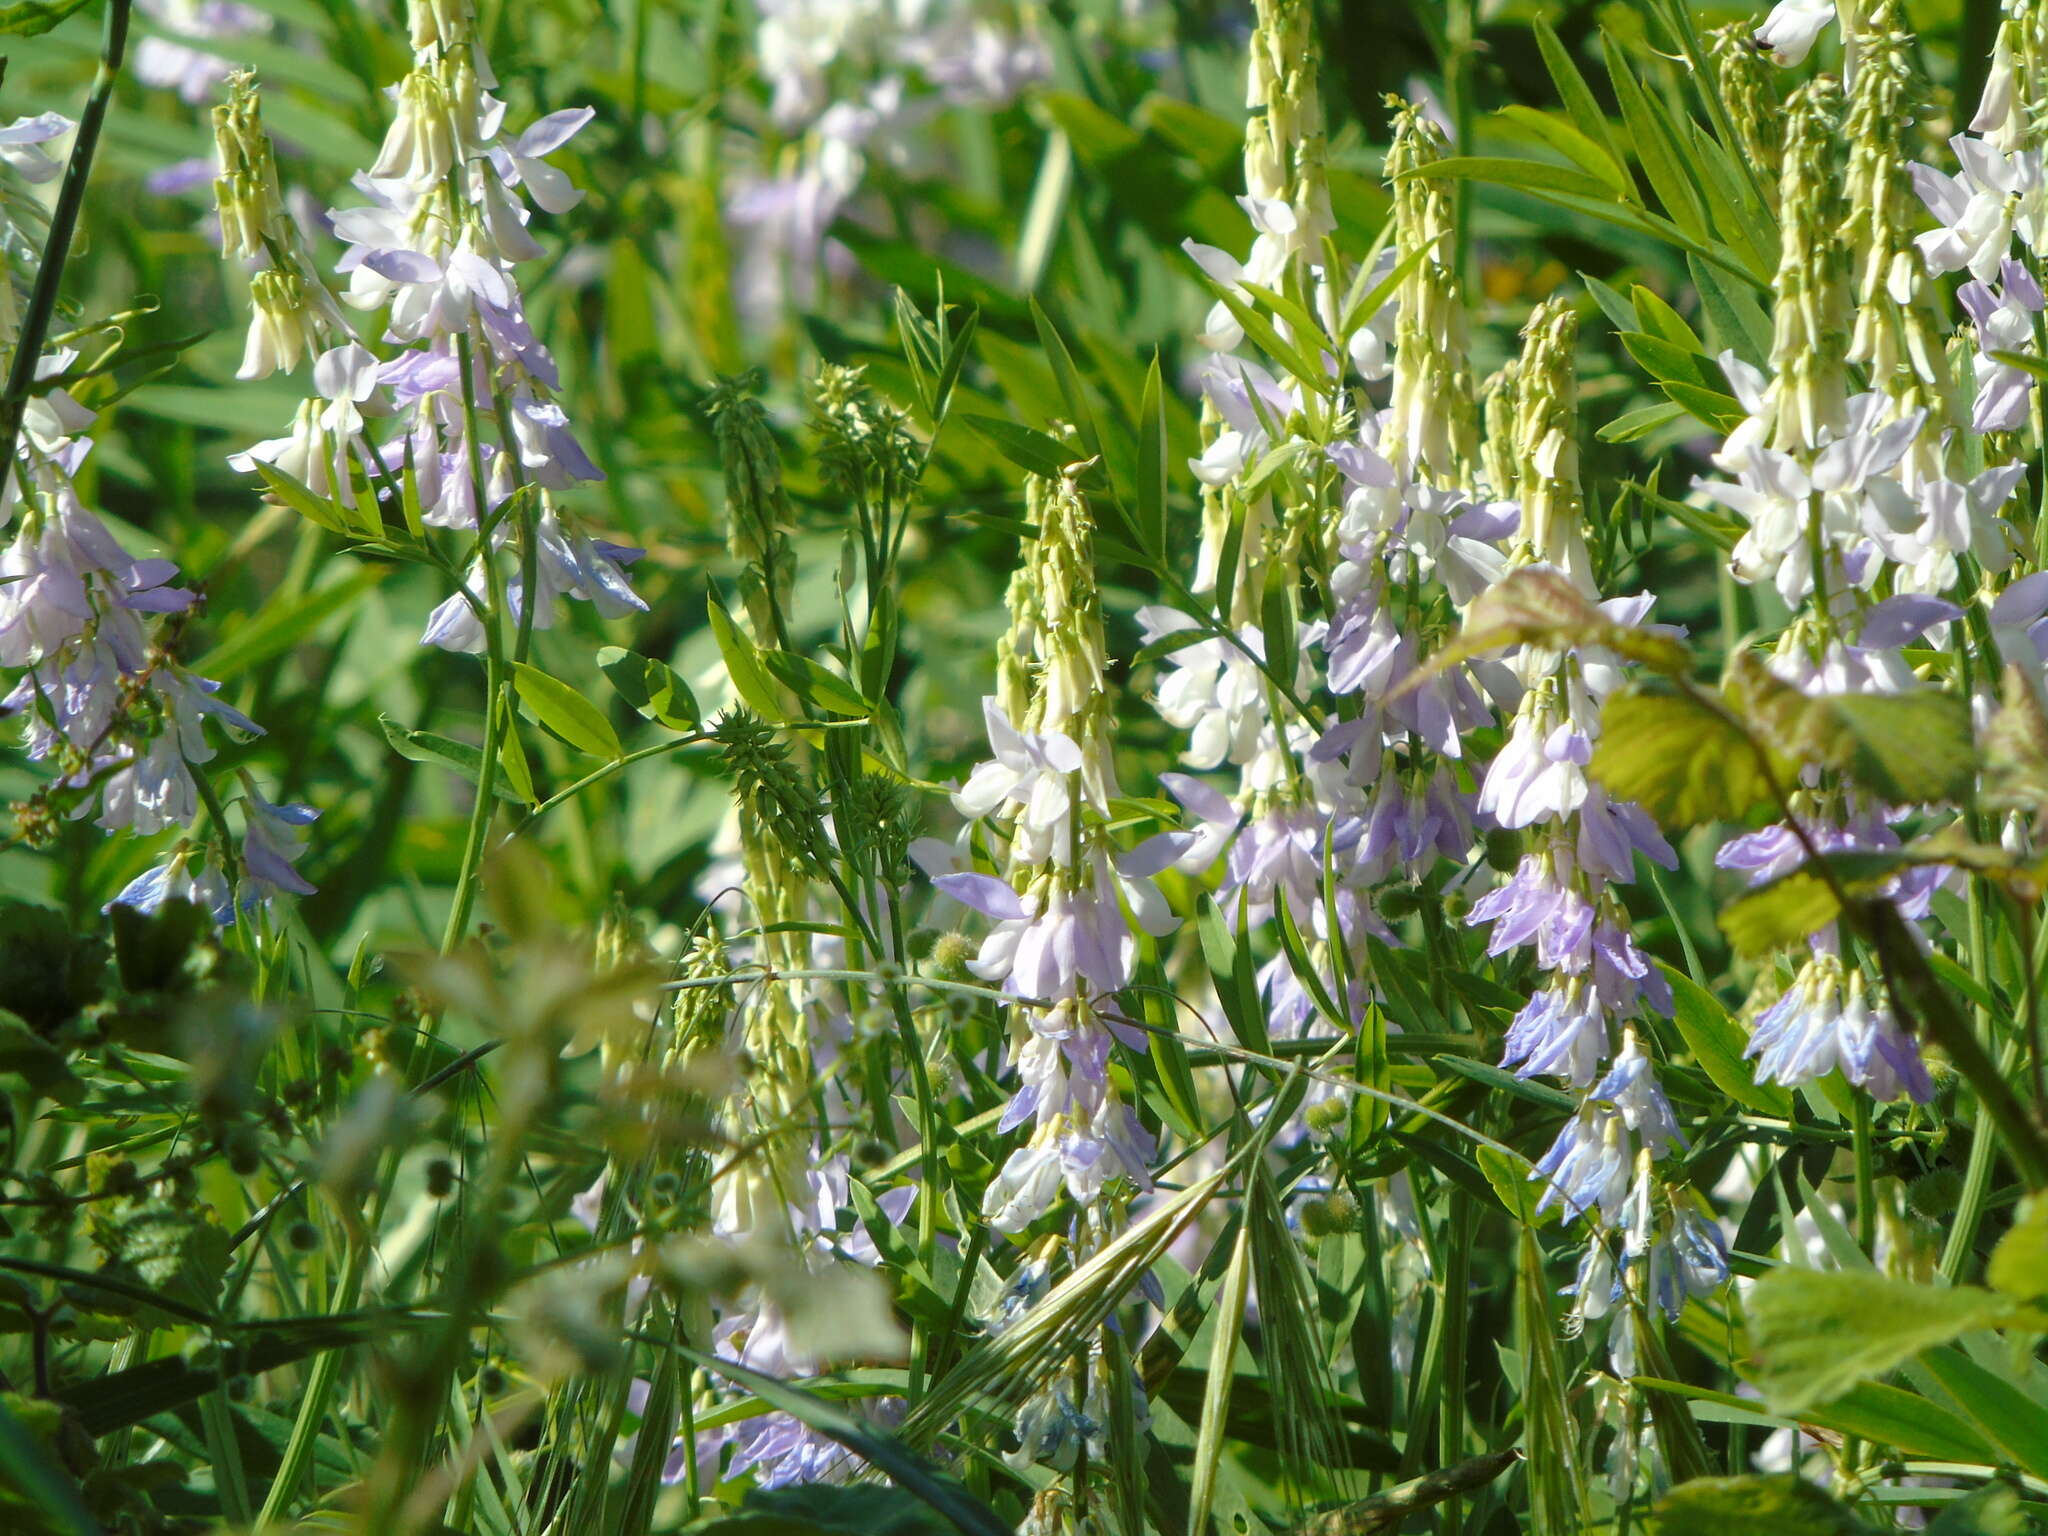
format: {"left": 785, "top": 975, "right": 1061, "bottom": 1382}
{"left": 0, "top": 113, "right": 72, "bottom": 185}
{"left": 241, "top": 787, "right": 318, "bottom": 902}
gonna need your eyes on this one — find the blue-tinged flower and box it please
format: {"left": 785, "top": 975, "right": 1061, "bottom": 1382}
{"left": 241, "top": 786, "right": 318, "bottom": 903}
{"left": 1531, "top": 1103, "right": 1631, "bottom": 1223}
{"left": 106, "top": 847, "right": 234, "bottom": 925}
{"left": 1466, "top": 853, "right": 1592, "bottom": 971}
{"left": 1648, "top": 1202, "right": 1731, "bottom": 1321}
{"left": 1501, "top": 981, "right": 1608, "bottom": 1088}
{"left": 1592, "top": 1034, "right": 1684, "bottom": 1157}
{"left": 1747, "top": 954, "right": 1933, "bottom": 1102}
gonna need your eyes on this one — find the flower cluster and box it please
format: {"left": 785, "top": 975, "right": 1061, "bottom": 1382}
{"left": 222, "top": 3, "right": 645, "bottom": 657}
{"left": 0, "top": 108, "right": 312, "bottom": 921}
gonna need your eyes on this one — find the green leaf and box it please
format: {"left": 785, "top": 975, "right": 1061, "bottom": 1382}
{"left": 958, "top": 413, "right": 1076, "bottom": 481}
{"left": 510, "top": 662, "right": 624, "bottom": 760}
{"left": 1659, "top": 380, "right": 1745, "bottom": 430}
{"left": 1916, "top": 1345, "right": 2048, "bottom": 1479}
{"left": 0, "top": 0, "right": 92, "bottom": 36}
{"left": 252, "top": 458, "right": 370, "bottom": 539}
{"left": 1477, "top": 1145, "right": 1555, "bottom": 1227}
{"left": 760, "top": 650, "right": 871, "bottom": 717}
{"left": 1631, "top": 285, "right": 1706, "bottom": 352}
{"left": 1494, "top": 104, "right": 1631, "bottom": 197}
{"left": 1196, "top": 897, "right": 1268, "bottom": 1055}
{"left": 1400, "top": 154, "right": 1619, "bottom": 202}
{"left": 1532, "top": 17, "right": 1629, "bottom": 190}
{"left": 1598, "top": 401, "right": 1689, "bottom": 444}
{"left": 1690, "top": 254, "right": 1774, "bottom": 364}
{"left": 1028, "top": 297, "right": 1105, "bottom": 472}
{"left": 1602, "top": 32, "right": 1707, "bottom": 238}
{"left": 195, "top": 566, "right": 384, "bottom": 682}
{"left": 1187, "top": 1223, "right": 1252, "bottom": 1536}
{"left": 1588, "top": 685, "right": 1776, "bottom": 829}
{"left": 596, "top": 646, "right": 701, "bottom": 731}
{"left": 1650, "top": 1475, "right": 1873, "bottom": 1536}
{"left": 1137, "top": 352, "right": 1169, "bottom": 557}
{"left": 1799, "top": 690, "right": 1978, "bottom": 807}
{"left": 1746, "top": 1267, "right": 2034, "bottom": 1415}
{"left": 1619, "top": 330, "right": 1710, "bottom": 388}
{"left": 378, "top": 716, "right": 530, "bottom": 804}
{"left": 1660, "top": 965, "right": 1793, "bottom": 1117}
{"left": 708, "top": 593, "right": 787, "bottom": 721}
{"left": 1989, "top": 1194, "right": 2048, "bottom": 1299}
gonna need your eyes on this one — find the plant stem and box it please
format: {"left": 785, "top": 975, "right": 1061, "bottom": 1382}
{"left": 0, "top": 0, "right": 133, "bottom": 475}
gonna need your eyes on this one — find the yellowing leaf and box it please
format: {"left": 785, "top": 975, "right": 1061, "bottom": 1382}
{"left": 1589, "top": 686, "right": 1775, "bottom": 829}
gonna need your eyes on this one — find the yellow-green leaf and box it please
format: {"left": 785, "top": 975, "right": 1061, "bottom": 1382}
{"left": 511, "top": 663, "right": 623, "bottom": 760}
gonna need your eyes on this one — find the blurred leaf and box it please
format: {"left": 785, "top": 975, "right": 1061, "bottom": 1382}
{"left": 0, "top": 0, "right": 92, "bottom": 36}
{"left": 1796, "top": 691, "right": 1978, "bottom": 807}
{"left": 1746, "top": 1267, "right": 2035, "bottom": 1415}
{"left": 195, "top": 566, "right": 384, "bottom": 682}
{"left": 1989, "top": 1194, "right": 2048, "bottom": 1299}
{"left": 1650, "top": 1475, "right": 1871, "bottom": 1536}
{"left": 1589, "top": 685, "right": 1776, "bottom": 829}
{"left": 108, "top": 898, "right": 210, "bottom": 995}
{"left": 1718, "top": 852, "right": 1915, "bottom": 958}
{"left": 0, "top": 900, "right": 105, "bottom": 1035}
{"left": 1925, "top": 1487, "right": 2029, "bottom": 1536}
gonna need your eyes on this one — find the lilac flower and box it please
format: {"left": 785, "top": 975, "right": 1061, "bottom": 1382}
{"left": 1532, "top": 1103, "right": 1632, "bottom": 1222}
{"left": 1746, "top": 954, "right": 1933, "bottom": 1102}
{"left": 1648, "top": 1203, "right": 1731, "bottom": 1321}
{"left": 135, "top": 1, "right": 269, "bottom": 104}
{"left": 240, "top": 786, "right": 319, "bottom": 902}
{"left": 0, "top": 113, "right": 72, "bottom": 185}
{"left": 1468, "top": 854, "right": 1593, "bottom": 971}
{"left": 1958, "top": 260, "right": 2045, "bottom": 432}
{"left": 1913, "top": 134, "right": 2044, "bottom": 283}
{"left": 1501, "top": 981, "right": 1610, "bottom": 1088}
{"left": 106, "top": 848, "right": 234, "bottom": 925}
{"left": 1138, "top": 607, "right": 1291, "bottom": 776}
{"left": 1592, "top": 1035, "right": 1683, "bottom": 1158}
{"left": 952, "top": 697, "right": 1084, "bottom": 845}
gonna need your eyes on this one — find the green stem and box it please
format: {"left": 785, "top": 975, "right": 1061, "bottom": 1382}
{"left": 0, "top": 0, "right": 133, "bottom": 474}
{"left": 439, "top": 331, "right": 512, "bottom": 954}
{"left": 1940, "top": 1037, "right": 2023, "bottom": 1283}
{"left": 1852, "top": 1094, "right": 1875, "bottom": 1256}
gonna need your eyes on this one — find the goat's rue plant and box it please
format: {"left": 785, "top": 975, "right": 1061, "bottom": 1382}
{"left": 5, "top": 0, "right": 2048, "bottom": 1533}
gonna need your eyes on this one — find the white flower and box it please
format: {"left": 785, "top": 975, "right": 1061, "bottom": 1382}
{"left": 1754, "top": 0, "right": 1834, "bottom": 66}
